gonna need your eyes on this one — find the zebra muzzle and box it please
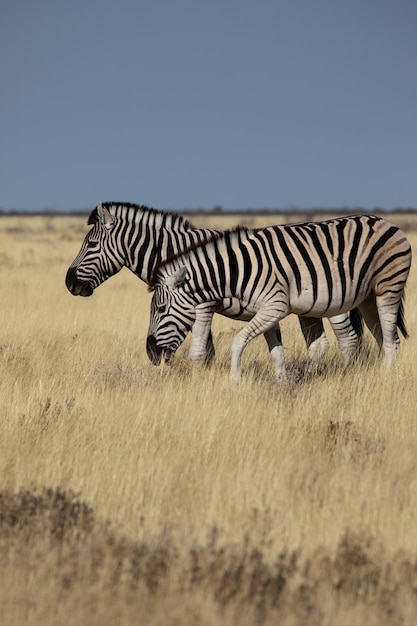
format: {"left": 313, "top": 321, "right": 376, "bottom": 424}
{"left": 65, "top": 268, "right": 94, "bottom": 297}
{"left": 163, "top": 348, "right": 173, "bottom": 365}
{"left": 146, "top": 335, "right": 162, "bottom": 365}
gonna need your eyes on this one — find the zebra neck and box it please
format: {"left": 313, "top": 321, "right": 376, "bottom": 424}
{"left": 127, "top": 222, "right": 218, "bottom": 283}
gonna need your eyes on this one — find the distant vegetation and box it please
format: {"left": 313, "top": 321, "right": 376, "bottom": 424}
{"left": 1, "top": 204, "right": 417, "bottom": 217}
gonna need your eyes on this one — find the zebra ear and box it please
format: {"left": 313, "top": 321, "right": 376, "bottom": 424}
{"left": 97, "top": 202, "right": 116, "bottom": 230}
{"left": 165, "top": 266, "right": 188, "bottom": 290}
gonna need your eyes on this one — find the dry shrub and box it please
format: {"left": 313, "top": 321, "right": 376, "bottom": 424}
{"left": 2, "top": 488, "right": 417, "bottom": 625}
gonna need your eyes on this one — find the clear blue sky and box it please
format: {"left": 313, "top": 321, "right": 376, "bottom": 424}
{"left": 1, "top": 0, "right": 416, "bottom": 212}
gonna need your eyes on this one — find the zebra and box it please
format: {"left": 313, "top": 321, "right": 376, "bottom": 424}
{"left": 146, "top": 214, "right": 411, "bottom": 382}
{"left": 65, "top": 201, "right": 363, "bottom": 363}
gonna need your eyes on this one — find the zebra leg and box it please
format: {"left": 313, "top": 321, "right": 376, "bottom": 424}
{"left": 327, "top": 313, "right": 360, "bottom": 361}
{"left": 264, "top": 326, "right": 286, "bottom": 382}
{"left": 358, "top": 293, "right": 383, "bottom": 351}
{"left": 375, "top": 294, "right": 402, "bottom": 368}
{"left": 230, "top": 310, "right": 283, "bottom": 383}
{"left": 205, "top": 330, "right": 216, "bottom": 366}
{"left": 298, "top": 317, "right": 329, "bottom": 361}
{"left": 300, "top": 313, "right": 362, "bottom": 363}
{"left": 189, "top": 304, "right": 216, "bottom": 366}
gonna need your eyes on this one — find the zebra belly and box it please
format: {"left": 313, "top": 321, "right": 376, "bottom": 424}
{"left": 216, "top": 298, "right": 257, "bottom": 321}
{"left": 288, "top": 282, "right": 363, "bottom": 318}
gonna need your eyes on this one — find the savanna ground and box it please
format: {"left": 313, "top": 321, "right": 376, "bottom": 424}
{"left": 1, "top": 210, "right": 417, "bottom": 625}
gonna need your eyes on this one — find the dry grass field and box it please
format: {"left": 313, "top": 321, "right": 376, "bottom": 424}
{"left": 1, "top": 211, "right": 417, "bottom": 625}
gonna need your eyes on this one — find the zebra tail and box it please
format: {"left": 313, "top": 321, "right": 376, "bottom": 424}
{"left": 349, "top": 308, "right": 364, "bottom": 341}
{"left": 397, "top": 297, "right": 408, "bottom": 339}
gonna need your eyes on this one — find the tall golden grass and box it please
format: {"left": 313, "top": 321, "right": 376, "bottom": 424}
{"left": 1, "top": 212, "right": 417, "bottom": 625}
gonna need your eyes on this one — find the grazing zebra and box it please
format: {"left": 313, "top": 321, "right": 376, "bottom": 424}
{"left": 146, "top": 215, "right": 411, "bottom": 382}
{"left": 65, "top": 201, "right": 362, "bottom": 363}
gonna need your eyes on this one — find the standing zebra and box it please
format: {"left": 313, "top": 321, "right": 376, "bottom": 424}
{"left": 66, "top": 201, "right": 362, "bottom": 363}
{"left": 147, "top": 215, "right": 411, "bottom": 382}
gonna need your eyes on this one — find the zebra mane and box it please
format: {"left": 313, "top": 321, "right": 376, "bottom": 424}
{"left": 87, "top": 201, "right": 195, "bottom": 231}
{"left": 149, "top": 227, "right": 250, "bottom": 290}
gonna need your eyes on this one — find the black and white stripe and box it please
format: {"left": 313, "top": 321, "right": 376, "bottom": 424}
{"left": 65, "top": 201, "right": 362, "bottom": 362}
{"left": 147, "top": 214, "right": 411, "bottom": 381}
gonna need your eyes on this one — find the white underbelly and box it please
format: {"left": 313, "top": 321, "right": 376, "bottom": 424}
{"left": 288, "top": 282, "right": 360, "bottom": 317}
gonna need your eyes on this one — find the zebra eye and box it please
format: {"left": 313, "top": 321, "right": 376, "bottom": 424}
{"left": 87, "top": 240, "right": 100, "bottom": 249}
{"left": 157, "top": 304, "right": 167, "bottom": 314}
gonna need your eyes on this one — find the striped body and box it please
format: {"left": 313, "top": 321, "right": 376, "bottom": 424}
{"left": 65, "top": 202, "right": 362, "bottom": 362}
{"left": 147, "top": 215, "right": 411, "bottom": 381}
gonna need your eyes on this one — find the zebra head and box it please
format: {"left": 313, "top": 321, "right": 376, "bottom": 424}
{"left": 65, "top": 202, "right": 125, "bottom": 296}
{"left": 146, "top": 266, "right": 195, "bottom": 365}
